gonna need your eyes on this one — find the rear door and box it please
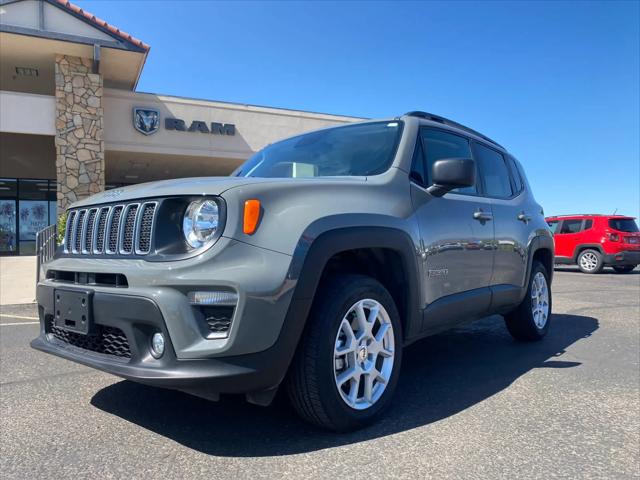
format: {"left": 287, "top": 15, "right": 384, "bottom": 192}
{"left": 473, "top": 144, "right": 529, "bottom": 290}
{"left": 410, "top": 128, "right": 494, "bottom": 332}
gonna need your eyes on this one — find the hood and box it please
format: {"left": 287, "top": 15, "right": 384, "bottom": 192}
{"left": 69, "top": 176, "right": 366, "bottom": 208}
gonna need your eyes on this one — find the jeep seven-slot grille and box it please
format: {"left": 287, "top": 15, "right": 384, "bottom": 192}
{"left": 64, "top": 201, "right": 157, "bottom": 256}
{"left": 107, "top": 206, "right": 123, "bottom": 253}
{"left": 83, "top": 209, "right": 97, "bottom": 253}
{"left": 138, "top": 203, "right": 156, "bottom": 253}
{"left": 120, "top": 204, "right": 138, "bottom": 254}
{"left": 73, "top": 210, "right": 86, "bottom": 253}
{"left": 95, "top": 207, "right": 109, "bottom": 253}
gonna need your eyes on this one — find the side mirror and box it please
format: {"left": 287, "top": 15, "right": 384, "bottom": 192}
{"left": 427, "top": 158, "right": 475, "bottom": 197}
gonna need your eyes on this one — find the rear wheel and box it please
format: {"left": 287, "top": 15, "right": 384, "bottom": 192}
{"left": 612, "top": 265, "right": 636, "bottom": 274}
{"left": 286, "top": 274, "right": 402, "bottom": 431}
{"left": 505, "top": 261, "right": 551, "bottom": 341}
{"left": 577, "top": 249, "right": 604, "bottom": 274}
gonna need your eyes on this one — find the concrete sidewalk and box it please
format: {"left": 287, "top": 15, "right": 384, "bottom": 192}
{"left": 0, "top": 256, "right": 36, "bottom": 305}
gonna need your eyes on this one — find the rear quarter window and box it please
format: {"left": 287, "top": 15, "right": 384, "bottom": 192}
{"left": 506, "top": 156, "right": 524, "bottom": 193}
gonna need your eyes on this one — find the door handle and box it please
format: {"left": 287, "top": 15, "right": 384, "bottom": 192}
{"left": 473, "top": 209, "right": 493, "bottom": 221}
{"left": 517, "top": 212, "right": 532, "bottom": 223}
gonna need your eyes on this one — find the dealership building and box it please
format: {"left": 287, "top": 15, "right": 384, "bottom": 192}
{"left": 0, "top": 0, "right": 360, "bottom": 255}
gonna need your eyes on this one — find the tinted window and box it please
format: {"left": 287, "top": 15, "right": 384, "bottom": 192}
{"left": 410, "top": 138, "right": 427, "bottom": 187}
{"left": 584, "top": 219, "right": 593, "bottom": 230}
{"left": 235, "top": 121, "right": 403, "bottom": 178}
{"left": 506, "top": 156, "right": 524, "bottom": 193}
{"left": 560, "top": 220, "right": 583, "bottom": 234}
{"left": 609, "top": 218, "right": 639, "bottom": 232}
{"left": 420, "top": 129, "right": 476, "bottom": 195}
{"left": 473, "top": 143, "right": 513, "bottom": 198}
{"left": 547, "top": 220, "right": 559, "bottom": 234}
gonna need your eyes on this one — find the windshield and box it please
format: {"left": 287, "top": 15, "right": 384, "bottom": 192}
{"left": 609, "top": 218, "right": 639, "bottom": 233}
{"left": 234, "top": 121, "right": 403, "bottom": 178}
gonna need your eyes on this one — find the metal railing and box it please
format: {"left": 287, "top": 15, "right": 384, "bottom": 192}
{"left": 36, "top": 224, "right": 57, "bottom": 283}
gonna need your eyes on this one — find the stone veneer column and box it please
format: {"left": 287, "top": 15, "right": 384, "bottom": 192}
{"left": 54, "top": 54, "right": 105, "bottom": 214}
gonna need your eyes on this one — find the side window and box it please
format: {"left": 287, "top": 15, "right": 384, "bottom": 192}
{"left": 506, "top": 156, "right": 524, "bottom": 193}
{"left": 409, "top": 138, "right": 427, "bottom": 187}
{"left": 584, "top": 219, "right": 593, "bottom": 230}
{"left": 547, "top": 220, "right": 559, "bottom": 234}
{"left": 420, "top": 128, "right": 476, "bottom": 195}
{"left": 473, "top": 142, "right": 513, "bottom": 199}
{"left": 559, "top": 219, "right": 583, "bottom": 234}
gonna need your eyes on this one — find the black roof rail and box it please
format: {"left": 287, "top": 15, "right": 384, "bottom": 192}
{"left": 404, "top": 111, "right": 504, "bottom": 150}
{"left": 550, "top": 214, "right": 619, "bottom": 218}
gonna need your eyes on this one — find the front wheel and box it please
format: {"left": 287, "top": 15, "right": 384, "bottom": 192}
{"left": 612, "top": 265, "right": 636, "bottom": 274}
{"left": 505, "top": 261, "right": 552, "bottom": 341}
{"left": 286, "top": 274, "right": 402, "bottom": 431}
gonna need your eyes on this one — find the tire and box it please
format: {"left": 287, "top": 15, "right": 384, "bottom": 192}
{"left": 286, "top": 274, "right": 403, "bottom": 431}
{"left": 577, "top": 249, "right": 604, "bottom": 274}
{"left": 612, "top": 265, "right": 636, "bottom": 274}
{"left": 504, "top": 261, "right": 552, "bottom": 342}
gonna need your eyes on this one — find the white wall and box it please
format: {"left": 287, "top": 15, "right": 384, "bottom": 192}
{"left": 104, "top": 89, "right": 362, "bottom": 159}
{"left": 0, "top": 90, "right": 55, "bottom": 136}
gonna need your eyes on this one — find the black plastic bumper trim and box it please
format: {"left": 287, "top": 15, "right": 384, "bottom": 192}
{"left": 31, "top": 285, "right": 302, "bottom": 398}
{"left": 603, "top": 250, "right": 640, "bottom": 266}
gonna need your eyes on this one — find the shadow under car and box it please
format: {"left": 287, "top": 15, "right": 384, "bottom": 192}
{"left": 90, "top": 313, "right": 598, "bottom": 457}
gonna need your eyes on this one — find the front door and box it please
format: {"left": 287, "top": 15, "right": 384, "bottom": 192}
{"left": 553, "top": 219, "right": 584, "bottom": 258}
{"left": 410, "top": 128, "right": 494, "bottom": 334}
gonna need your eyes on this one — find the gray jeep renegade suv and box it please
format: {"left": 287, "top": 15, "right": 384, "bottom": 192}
{"left": 32, "top": 111, "right": 554, "bottom": 431}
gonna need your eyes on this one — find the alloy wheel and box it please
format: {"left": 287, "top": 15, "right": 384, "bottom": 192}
{"left": 531, "top": 271, "right": 549, "bottom": 329}
{"left": 333, "top": 299, "right": 395, "bottom": 410}
{"left": 579, "top": 252, "right": 599, "bottom": 271}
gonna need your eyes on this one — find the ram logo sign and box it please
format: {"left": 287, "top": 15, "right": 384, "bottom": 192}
{"left": 133, "top": 107, "right": 160, "bottom": 136}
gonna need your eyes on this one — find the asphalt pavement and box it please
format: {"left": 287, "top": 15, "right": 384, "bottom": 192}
{"left": 1, "top": 267, "right": 638, "bottom": 479}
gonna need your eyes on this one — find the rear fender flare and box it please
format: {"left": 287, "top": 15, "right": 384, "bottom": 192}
{"left": 572, "top": 244, "right": 605, "bottom": 262}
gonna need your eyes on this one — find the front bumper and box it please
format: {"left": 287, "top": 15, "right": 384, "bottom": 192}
{"left": 36, "top": 237, "right": 294, "bottom": 359}
{"left": 31, "top": 285, "right": 307, "bottom": 401}
{"left": 603, "top": 250, "right": 640, "bottom": 266}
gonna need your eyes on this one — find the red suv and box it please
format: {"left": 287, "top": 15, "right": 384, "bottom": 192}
{"left": 545, "top": 215, "right": 640, "bottom": 273}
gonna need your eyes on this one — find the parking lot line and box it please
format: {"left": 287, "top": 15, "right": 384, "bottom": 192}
{"left": 0, "top": 314, "right": 39, "bottom": 321}
{"left": 0, "top": 322, "right": 39, "bottom": 326}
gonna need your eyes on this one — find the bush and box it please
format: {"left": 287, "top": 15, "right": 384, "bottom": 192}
{"left": 57, "top": 212, "right": 67, "bottom": 246}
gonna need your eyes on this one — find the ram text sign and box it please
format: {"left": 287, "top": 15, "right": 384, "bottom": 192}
{"left": 132, "top": 107, "right": 235, "bottom": 136}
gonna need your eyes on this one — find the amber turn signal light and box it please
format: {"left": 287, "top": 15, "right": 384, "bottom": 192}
{"left": 243, "top": 199, "right": 261, "bottom": 235}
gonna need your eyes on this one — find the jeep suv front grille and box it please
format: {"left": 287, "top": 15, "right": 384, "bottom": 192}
{"left": 64, "top": 201, "right": 158, "bottom": 257}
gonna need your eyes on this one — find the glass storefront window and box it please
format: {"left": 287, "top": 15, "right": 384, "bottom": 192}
{"left": 19, "top": 200, "right": 49, "bottom": 254}
{"left": 0, "top": 178, "right": 57, "bottom": 256}
{"left": 0, "top": 179, "right": 18, "bottom": 254}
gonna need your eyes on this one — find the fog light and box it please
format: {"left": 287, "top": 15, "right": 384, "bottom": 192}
{"left": 188, "top": 291, "right": 238, "bottom": 306}
{"left": 150, "top": 332, "right": 165, "bottom": 358}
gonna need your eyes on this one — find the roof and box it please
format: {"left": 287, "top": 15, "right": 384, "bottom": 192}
{"left": 404, "top": 111, "right": 504, "bottom": 150}
{"left": 53, "top": 0, "right": 149, "bottom": 51}
{"left": 546, "top": 214, "right": 636, "bottom": 219}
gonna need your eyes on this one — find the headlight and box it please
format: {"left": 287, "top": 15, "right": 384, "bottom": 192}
{"left": 182, "top": 199, "right": 220, "bottom": 249}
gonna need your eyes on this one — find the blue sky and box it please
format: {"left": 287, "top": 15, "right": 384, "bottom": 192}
{"left": 78, "top": 0, "right": 639, "bottom": 218}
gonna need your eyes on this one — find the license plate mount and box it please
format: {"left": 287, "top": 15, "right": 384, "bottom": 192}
{"left": 54, "top": 288, "right": 94, "bottom": 335}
